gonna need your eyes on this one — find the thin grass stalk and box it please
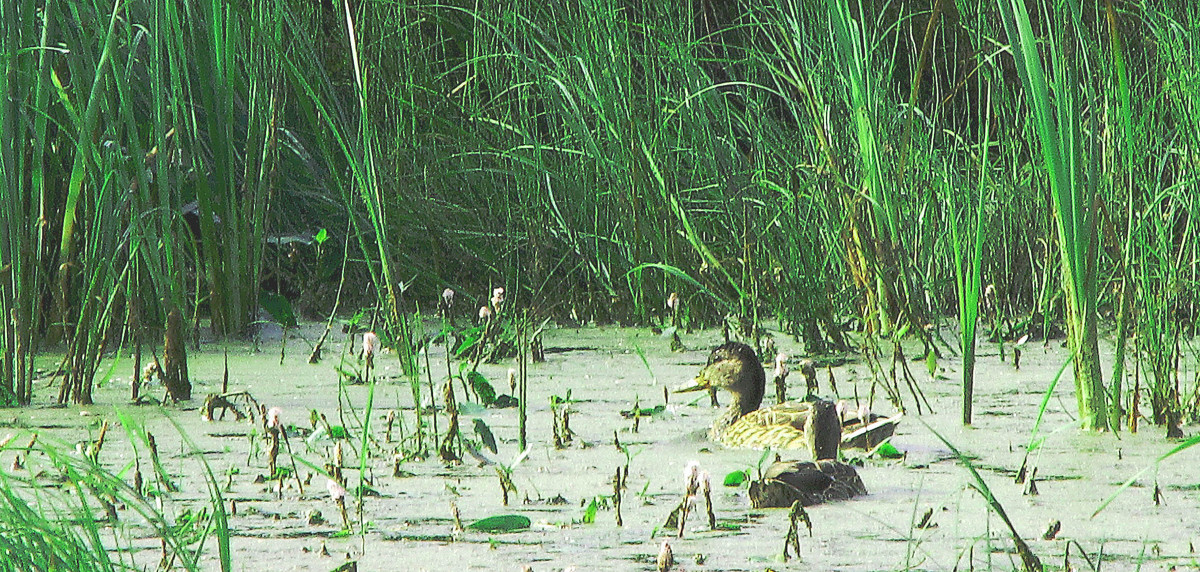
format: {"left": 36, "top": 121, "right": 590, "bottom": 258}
{"left": 1103, "top": 0, "right": 1138, "bottom": 431}
{"left": 922, "top": 420, "right": 1043, "bottom": 571}
{"left": 339, "top": 1, "right": 420, "bottom": 375}
{"left": 0, "top": 0, "right": 55, "bottom": 405}
{"left": 949, "top": 90, "right": 994, "bottom": 425}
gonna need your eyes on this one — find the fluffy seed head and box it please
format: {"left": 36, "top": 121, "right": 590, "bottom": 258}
{"left": 774, "top": 353, "right": 789, "bottom": 380}
{"left": 683, "top": 460, "right": 700, "bottom": 488}
{"left": 362, "top": 331, "right": 380, "bottom": 359}
{"left": 326, "top": 478, "right": 346, "bottom": 502}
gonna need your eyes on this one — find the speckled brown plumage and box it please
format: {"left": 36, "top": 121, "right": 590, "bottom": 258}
{"left": 679, "top": 342, "right": 899, "bottom": 451}
{"left": 748, "top": 399, "right": 868, "bottom": 508}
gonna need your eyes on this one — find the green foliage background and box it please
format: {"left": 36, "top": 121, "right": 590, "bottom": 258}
{"left": 0, "top": 0, "right": 1196, "bottom": 418}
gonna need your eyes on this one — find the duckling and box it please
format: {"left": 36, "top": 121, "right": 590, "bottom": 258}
{"left": 675, "top": 342, "right": 900, "bottom": 450}
{"left": 748, "top": 399, "right": 867, "bottom": 508}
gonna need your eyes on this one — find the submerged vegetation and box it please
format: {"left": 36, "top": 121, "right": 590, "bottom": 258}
{"left": 0, "top": 0, "right": 1199, "bottom": 568}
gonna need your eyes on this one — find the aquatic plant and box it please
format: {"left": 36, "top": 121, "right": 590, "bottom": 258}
{"left": 996, "top": 0, "right": 1108, "bottom": 430}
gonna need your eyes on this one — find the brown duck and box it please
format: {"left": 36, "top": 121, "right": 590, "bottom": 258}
{"left": 748, "top": 398, "right": 868, "bottom": 507}
{"left": 675, "top": 342, "right": 900, "bottom": 450}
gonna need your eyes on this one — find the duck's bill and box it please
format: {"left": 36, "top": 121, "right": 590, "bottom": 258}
{"left": 673, "top": 378, "right": 710, "bottom": 393}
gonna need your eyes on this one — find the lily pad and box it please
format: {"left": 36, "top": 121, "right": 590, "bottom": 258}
{"left": 467, "top": 514, "right": 531, "bottom": 532}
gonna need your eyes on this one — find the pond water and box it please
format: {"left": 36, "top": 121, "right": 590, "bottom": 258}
{"left": 11, "top": 323, "right": 1199, "bottom": 571}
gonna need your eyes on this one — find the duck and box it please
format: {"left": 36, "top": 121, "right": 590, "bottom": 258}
{"left": 747, "top": 398, "right": 868, "bottom": 508}
{"left": 675, "top": 341, "right": 900, "bottom": 450}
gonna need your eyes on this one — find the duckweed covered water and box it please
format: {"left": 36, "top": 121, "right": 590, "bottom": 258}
{"left": 9, "top": 324, "right": 1199, "bottom": 571}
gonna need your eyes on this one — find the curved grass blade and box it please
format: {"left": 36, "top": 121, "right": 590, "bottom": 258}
{"left": 1091, "top": 434, "right": 1200, "bottom": 518}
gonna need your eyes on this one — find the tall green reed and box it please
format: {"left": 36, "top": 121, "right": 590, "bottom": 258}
{"left": 823, "top": 0, "right": 936, "bottom": 354}
{"left": 996, "top": 0, "right": 1108, "bottom": 430}
{"left": 0, "top": 0, "right": 55, "bottom": 405}
{"left": 947, "top": 92, "right": 994, "bottom": 425}
{"left": 2, "top": 0, "right": 294, "bottom": 404}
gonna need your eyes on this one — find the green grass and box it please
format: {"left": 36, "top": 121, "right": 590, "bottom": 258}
{"left": 0, "top": 0, "right": 1197, "bottom": 429}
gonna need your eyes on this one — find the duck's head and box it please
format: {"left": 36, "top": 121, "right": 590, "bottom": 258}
{"left": 674, "top": 342, "right": 765, "bottom": 414}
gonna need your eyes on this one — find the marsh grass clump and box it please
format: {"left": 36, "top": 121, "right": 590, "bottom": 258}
{"left": 0, "top": 0, "right": 1196, "bottom": 447}
{"left": 0, "top": 463, "right": 149, "bottom": 571}
{"left": 7, "top": 414, "right": 236, "bottom": 570}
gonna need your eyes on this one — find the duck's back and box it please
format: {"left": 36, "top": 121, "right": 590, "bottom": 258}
{"left": 749, "top": 459, "right": 867, "bottom": 508}
{"left": 720, "top": 400, "right": 814, "bottom": 449}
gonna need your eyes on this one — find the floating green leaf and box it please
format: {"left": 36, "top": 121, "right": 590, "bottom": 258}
{"left": 468, "top": 371, "right": 497, "bottom": 406}
{"left": 467, "top": 514, "right": 531, "bottom": 532}
{"left": 473, "top": 418, "right": 498, "bottom": 454}
{"left": 619, "top": 404, "right": 666, "bottom": 418}
{"left": 723, "top": 470, "right": 749, "bottom": 487}
{"left": 582, "top": 497, "right": 598, "bottom": 524}
{"left": 458, "top": 402, "right": 486, "bottom": 416}
{"left": 492, "top": 395, "right": 519, "bottom": 408}
{"left": 876, "top": 442, "right": 903, "bottom": 459}
{"left": 313, "top": 228, "right": 328, "bottom": 245}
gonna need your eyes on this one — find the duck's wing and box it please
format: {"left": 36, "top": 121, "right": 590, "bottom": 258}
{"left": 737, "top": 400, "right": 814, "bottom": 430}
{"left": 841, "top": 412, "right": 903, "bottom": 450}
{"left": 722, "top": 400, "right": 814, "bottom": 449}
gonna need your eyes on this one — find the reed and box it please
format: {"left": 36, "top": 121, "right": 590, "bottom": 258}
{"left": 996, "top": 0, "right": 1108, "bottom": 430}
{"left": 0, "top": 0, "right": 1195, "bottom": 437}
